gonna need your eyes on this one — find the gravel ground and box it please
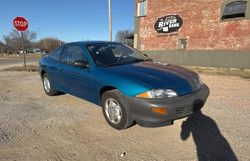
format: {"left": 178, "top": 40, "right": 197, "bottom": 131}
{"left": 0, "top": 70, "right": 249, "bottom": 161}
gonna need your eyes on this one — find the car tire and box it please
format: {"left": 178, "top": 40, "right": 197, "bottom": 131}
{"left": 101, "top": 89, "right": 134, "bottom": 130}
{"left": 42, "top": 73, "right": 58, "bottom": 96}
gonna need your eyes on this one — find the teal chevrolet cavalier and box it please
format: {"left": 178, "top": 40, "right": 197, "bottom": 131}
{"left": 39, "top": 41, "right": 209, "bottom": 130}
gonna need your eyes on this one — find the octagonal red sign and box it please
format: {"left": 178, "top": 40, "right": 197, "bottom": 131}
{"left": 13, "top": 16, "right": 28, "bottom": 31}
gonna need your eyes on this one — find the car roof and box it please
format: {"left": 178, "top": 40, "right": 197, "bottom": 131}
{"left": 65, "top": 41, "right": 120, "bottom": 46}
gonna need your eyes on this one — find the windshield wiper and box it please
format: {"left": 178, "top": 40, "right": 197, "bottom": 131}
{"left": 132, "top": 58, "right": 152, "bottom": 62}
{"left": 102, "top": 62, "right": 124, "bottom": 67}
{"left": 102, "top": 59, "right": 152, "bottom": 67}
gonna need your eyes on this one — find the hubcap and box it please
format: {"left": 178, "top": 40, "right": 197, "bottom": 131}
{"left": 104, "top": 98, "right": 122, "bottom": 124}
{"left": 43, "top": 77, "right": 50, "bottom": 93}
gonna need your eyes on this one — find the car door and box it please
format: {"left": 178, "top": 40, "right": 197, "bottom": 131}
{"left": 57, "top": 44, "right": 94, "bottom": 101}
{"left": 42, "top": 47, "right": 64, "bottom": 90}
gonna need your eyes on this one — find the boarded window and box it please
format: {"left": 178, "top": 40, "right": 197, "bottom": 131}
{"left": 222, "top": 1, "right": 247, "bottom": 20}
{"left": 137, "top": 0, "right": 147, "bottom": 17}
{"left": 178, "top": 38, "right": 187, "bottom": 50}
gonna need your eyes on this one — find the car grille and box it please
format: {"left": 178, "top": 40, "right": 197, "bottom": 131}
{"left": 175, "top": 106, "right": 192, "bottom": 115}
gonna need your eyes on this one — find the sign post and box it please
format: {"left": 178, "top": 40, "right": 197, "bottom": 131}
{"left": 13, "top": 16, "right": 28, "bottom": 67}
{"left": 20, "top": 31, "right": 26, "bottom": 67}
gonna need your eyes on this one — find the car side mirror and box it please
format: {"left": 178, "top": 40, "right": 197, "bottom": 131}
{"left": 74, "top": 60, "right": 89, "bottom": 68}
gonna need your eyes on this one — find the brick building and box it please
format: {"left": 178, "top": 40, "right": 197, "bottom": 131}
{"left": 134, "top": 0, "right": 250, "bottom": 68}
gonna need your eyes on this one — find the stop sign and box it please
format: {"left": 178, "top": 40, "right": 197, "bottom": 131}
{"left": 13, "top": 16, "right": 28, "bottom": 31}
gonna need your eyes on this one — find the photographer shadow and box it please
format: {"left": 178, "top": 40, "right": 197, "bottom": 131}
{"left": 181, "top": 111, "right": 238, "bottom": 161}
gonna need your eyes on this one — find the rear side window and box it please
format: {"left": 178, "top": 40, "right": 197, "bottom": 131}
{"left": 61, "top": 45, "right": 87, "bottom": 66}
{"left": 49, "top": 47, "right": 63, "bottom": 61}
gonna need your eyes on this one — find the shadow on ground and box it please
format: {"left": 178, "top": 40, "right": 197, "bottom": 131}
{"left": 181, "top": 111, "right": 238, "bottom": 161}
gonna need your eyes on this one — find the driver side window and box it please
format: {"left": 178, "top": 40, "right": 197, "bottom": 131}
{"left": 61, "top": 45, "right": 87, "bottom": 66}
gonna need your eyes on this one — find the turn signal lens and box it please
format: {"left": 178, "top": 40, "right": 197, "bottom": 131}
{"left": 136, "top": 91, "right": 152, "bottom": 98}
{"left": 151, "top": 107, "right": 168, "bottom": 115}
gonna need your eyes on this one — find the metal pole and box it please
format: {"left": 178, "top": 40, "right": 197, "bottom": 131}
{"left": 21, "top": 31, "right": 26, "bottom": 67}
{"left": 59, "top": 23, "right": 62, "bottom": 46}
{"left": 108, "top": 0, "right": 112, "bottom": 41}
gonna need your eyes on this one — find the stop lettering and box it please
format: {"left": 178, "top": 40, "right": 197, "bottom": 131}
{"left": 13, "top": 17, "right": 28, "bottom": 31}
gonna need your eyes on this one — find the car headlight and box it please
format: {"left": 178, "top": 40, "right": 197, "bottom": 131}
{"left": 136, "top": 89, "right": 178, "bottom": 98}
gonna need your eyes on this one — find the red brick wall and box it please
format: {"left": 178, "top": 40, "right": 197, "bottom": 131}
{"left": 137, "top": 0, "right": 250, "bottom": 50}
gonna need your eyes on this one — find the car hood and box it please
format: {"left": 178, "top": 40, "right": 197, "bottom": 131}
{"left": 102, "top": 61, "right": 201, "bottom": 96}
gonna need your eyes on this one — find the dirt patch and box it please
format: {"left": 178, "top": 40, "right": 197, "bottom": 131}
{"left": 0, "top": 128, "right": 11, "bottom": 143}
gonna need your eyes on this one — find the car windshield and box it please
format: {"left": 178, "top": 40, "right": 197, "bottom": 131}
{"left": 86, "top": 43, "right": 151, "bottom": 67}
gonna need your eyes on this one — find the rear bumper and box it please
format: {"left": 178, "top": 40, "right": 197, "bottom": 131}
{"left": 125, "top": 84, "right": 210, "bottom": 127}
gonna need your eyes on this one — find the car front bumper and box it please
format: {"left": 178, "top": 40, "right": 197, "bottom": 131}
{"left": 125, "top": 84, "right": 210, "bottom": 127}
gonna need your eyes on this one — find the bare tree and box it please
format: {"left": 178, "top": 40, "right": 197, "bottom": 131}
{"left": 3, "top": 29, "right": 37, "bottom": 53}
{"left": 115, "top": 29, "right": 134, "bottom": 47}
{"left": 0, "top": 41, "right": 4, "bottom": 54}
{"left": 37, "top": 37, "right": 64, "bottom": 52}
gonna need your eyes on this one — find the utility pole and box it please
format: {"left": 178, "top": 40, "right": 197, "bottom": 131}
{"left": 59, "top": 23, "right": 62, "bottom": 46}
{"left": 108, "top": 0, "right": 112, "bottom": 41}
{"left": 59, "top": 30, "right": 62, "bottom": 46}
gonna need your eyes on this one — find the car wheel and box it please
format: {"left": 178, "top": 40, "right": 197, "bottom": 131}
{"left": 101, "top": 89, "right": 134, "bottom": 130}
{"left": 42, "top": 73, "right": 58, "bottom": 96}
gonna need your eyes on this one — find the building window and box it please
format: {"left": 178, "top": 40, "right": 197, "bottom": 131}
{"left": 137, "top": 0, "right": 147, "bottom": 17}
{"left": 221, "top": 1, "right": 247, "bottom": 20}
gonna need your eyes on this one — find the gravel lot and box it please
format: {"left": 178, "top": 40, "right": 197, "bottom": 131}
{"left": 0, "top": 69, "right": 249, "bottom": 161}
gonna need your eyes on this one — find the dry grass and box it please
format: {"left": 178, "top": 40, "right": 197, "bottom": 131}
{"left": 185, "top": 66, "right": 250, "bottom": 79}
{"left": 2, "top": 65, "right": 39, "bottom": 72}
{"left": 0, "top": 53, "right": 42, "bottom": 58}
